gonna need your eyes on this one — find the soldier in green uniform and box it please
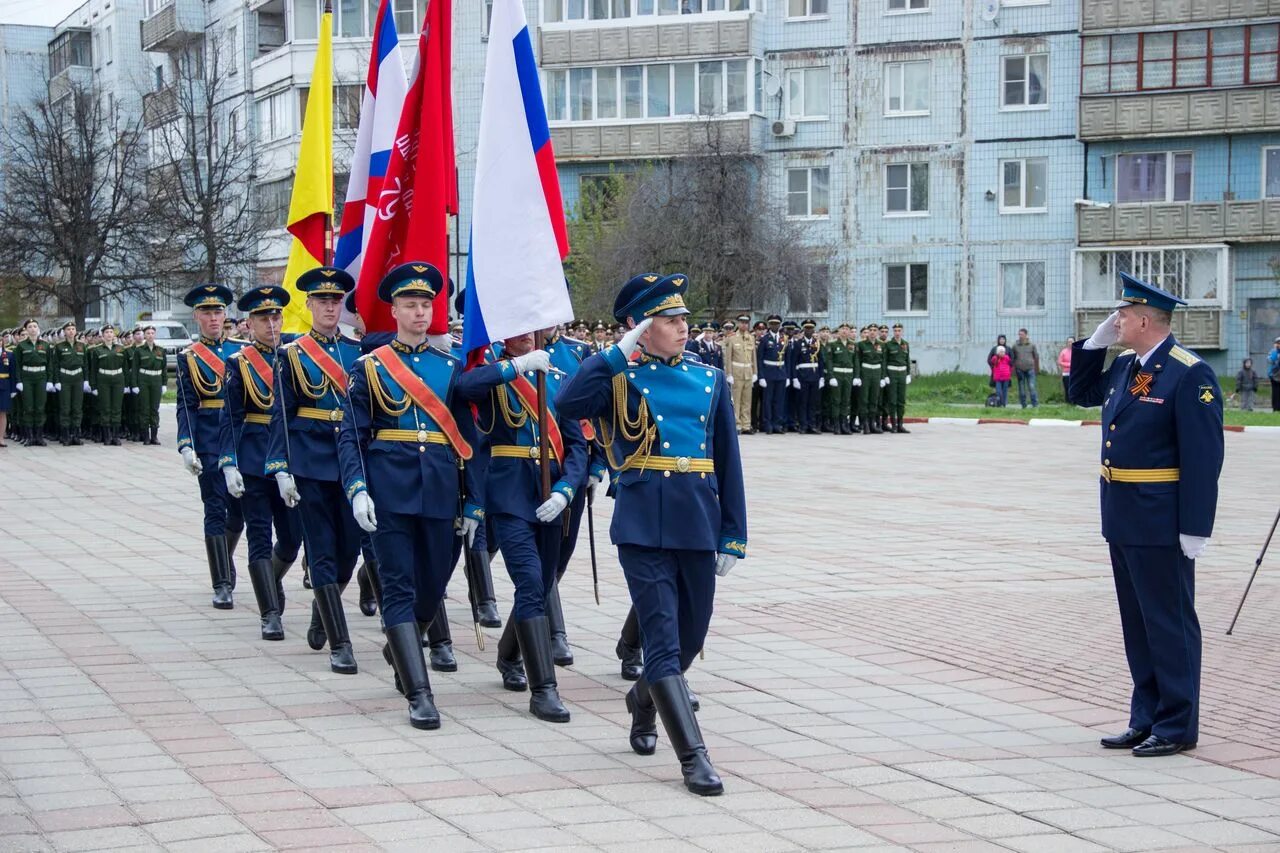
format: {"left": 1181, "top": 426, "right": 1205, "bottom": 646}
{"left": 54, "top": 322, "right": 88, "bottom": 445}
{"left": 855, "top": 324, "right": 887, "bottom": 435}
{"left": 884, "top": 322, "right": 911, "bottom": 434}
{"left": 121, "top": 329, "right": 138, "bottom": 441}
{"left": 135, "top": 325, "right": 166, "bottom": 445}
{"left": 821, "top": 324, "right": 857, "bottom": 435}
{"left": 13, "top": 319, "right": 53, "bottom": 446}
{"left": 876, "top": 324, "right": 891, "bottom": 432}
{"left": 82, "top": 329, "right": 101, "bottom": 441}
{"left": 91, "top": 325, "right": 127, "bottom": 446}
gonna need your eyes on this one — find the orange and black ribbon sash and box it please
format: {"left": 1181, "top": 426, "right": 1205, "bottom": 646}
{"left": 371, "top": 344, "right": 473, "bottom": 460}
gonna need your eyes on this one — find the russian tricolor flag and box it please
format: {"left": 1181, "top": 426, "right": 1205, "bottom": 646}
{"left": 334, "top": 0, "right": 407, "bottom": 302}
{"left": 462, "top": 0, "right": 573, "bottom": 358}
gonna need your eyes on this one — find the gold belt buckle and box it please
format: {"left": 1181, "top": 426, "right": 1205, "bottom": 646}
{"left": 528, "top": 446, "right": 539, "bottom": 458}
{"left": 417, "top": 429, "right": 428, "bottom": 443}
{"left": 675, "top": 456, "right": 691, "bottom": 473}
{"left": 329, "top": 409, "right": 341, "bottom": 422}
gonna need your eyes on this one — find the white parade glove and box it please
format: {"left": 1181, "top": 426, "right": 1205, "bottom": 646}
{"left": 617, "top": 317, "right": 653, "bottom": 360}
{"left": 906, "top": 374, "right": 912, "bottom": 385}
{"left": 881, "top": 377, "right": 890, "bottom": 388}
{"left": 1085, "top": 311, "right": 1121, "bottom": 350}
{"left": 45, "top": 381, "right": 55, "bottom": 392}
{"left": 125, "top": 386, "right": 133, "bottom": 395}
{"left": 792, "top": 378, "right": 801, "bottom": 389}
{"left": 133, "top": 387, "right": 140, "bottom": 394}
{"left": 1179, "top": 534, "right": 1208, "bottom": 561}
{"left": 758, "top": 378, "right": 767, "bottom": 388}
{"left": 589, "top": 469, "right": 607, "bottom": 488}
{"left": 458, "top": 516, "right": 479, "bottom": 547}
{"left": 353, "top": 492, "right": 378, "bottom": 532}
{"left": 853, "top": 377, "right": 862, "bottom": 387}
{"left": 54, "top": 382, "right": 62, "bottom": 391}
{"left": 275, "top": 472, "right": 301, "bottom": 508}
{"left": 14, "top": 382, "right": 22, "bottom": 392}
{"left": 535, "top": 492, "right": 569, "bottom": 523}
{"left": 512, "top": 349, "right": 551, "bottom": 374}
{"left": 180, "top": 447, "right": 202, "bottom": 476}
{"left": 725, "top": 374, "right": 733, "bottom": 385}
{"left": 82, "top": 380, "right": 91, "bottom": 393}
{"left": 714, "top": 553, "right": 737, "bottom": 577}
{"left": 223, "top": 465, "right": 245, "bottom": 498}
{"left": 92, "top": 389, "right": 99, "bottom": 396}
{"left": 830, "top": 378, "right": 839, "bottom": 388}
{"left": 751, "top": 374, "right": 757, "bottom": 383}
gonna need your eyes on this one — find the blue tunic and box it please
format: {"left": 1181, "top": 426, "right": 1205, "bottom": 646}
{"left": 265, "top": 331, "right": 363, "bottom": 482}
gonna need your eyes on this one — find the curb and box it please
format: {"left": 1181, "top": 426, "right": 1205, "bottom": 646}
{"left": 905, "top": 415, "right": 1276, "bottom": 433}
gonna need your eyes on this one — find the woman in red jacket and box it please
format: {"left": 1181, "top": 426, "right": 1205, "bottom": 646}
{"left": 989, "top": 345, "right": 1012, "bottom": 407}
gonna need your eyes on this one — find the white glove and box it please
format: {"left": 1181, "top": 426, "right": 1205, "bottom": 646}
{"left": 853, "top": 378, "right": 862, "bottom": 387}
{"left": 906, "top": 374, "right": 912, "bottom": 385}
{"left": 881, "top": 377, "right": 890, "bottom": 388}
{"left": 725, "top": 374, "right": 733, "bottom": 385}
{"left": 223, "top": 465, "right": 245, "bottom": 498}
{"left": 458, "top": 516, "right": 479, "bottom": 547}
{"left": 14, "top": 382, "right": 22, "bottom": 392}
{"left": 758, "top": 378, "right": 767, "bottom": 388}
{"left": 512, "top": 349, "right": 551, "bottom": 374}
{"left": 751, "top": 374, "right": 757, "bottom": 383}
{"left": 535, "top": 492, "right": 569, "bottom": 523}
{"left": 133, "top": 387, "right": 140, "bottom": 394}
{"left": 714, "top": 553, "right": 737, "bottom": 577}
{"left": 82, "top": 381, "right": 91, "bottom": 393}
{"left": 353, "top": 492, "right": 378, "bottom": 532}
{"left": 791, "top": 378, "right": 801, "bottom": 389}
{"left": 45, "top": 382, "right": 55, "bottom": 392}
{"left": 275, "top": 472, "right": 301, "bottom": 508}
{"left": 1179, "top": 534, "right": 1208, "bottom": 561}
{"left": 180, "top": 447, "right": 202, "bottom": 476}
{"left": 54, "top": 382, "right": 62, "bottom": 391}
{"left": 589, "top": 469, "right": 607, "bottom": 488}
{"left": 829, "top": 378, "right": 839, "bottom": 388}
{"left": 617, "top": 317, "right": 653, "bottom": 359}
{"left": 1085, "top": 311, "right": 1121, "bottom": 350}
{"left": 92, "top": 389, "right": 99, "bottom": 396}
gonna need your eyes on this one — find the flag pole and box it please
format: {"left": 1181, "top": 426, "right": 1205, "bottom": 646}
{"left": 534, "top": 330, "right": 551, "bottom": 501}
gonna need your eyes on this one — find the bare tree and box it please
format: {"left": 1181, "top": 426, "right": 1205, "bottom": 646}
{"left": 566, "top": 120, "right": 830, "bottom": 321}
{"left": 147, "top": 32, "right": 257, "bottom": 293}
{"left": 0, "top": 82, "right": 156, "bottom": 325}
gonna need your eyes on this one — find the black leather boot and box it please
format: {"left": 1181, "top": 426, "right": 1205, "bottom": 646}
{"left": 356, "top": 562, "right": 378, "bottom": 617}
{"left": 469, "top": 549, "right": 502, "bottom": 628}
{"left": 206, "top": 535, "right": 233, "bottom": 609}
{"left": 495, "top": 617, "right": 527, "bottom": 691}
{"left": 149, "top": 425, "right": 160, "bottom": 445}
{"left": 650, "top": 675, "right": 723, "bottom": 796}
{"left": 896, "top": 415, "right": 910, "bottom": 434}
{"left": 425, "top": 602, "right": 456, "bottom": 672}
{"left": 617, "top": 607, "right": 643, "bottom": 681}
{"left": 72, "top": 428, "right": 83, "bottom": 446}
{"left": 314, "top": 584, "right": 357, "bottom": 674}
{"left": 516, "top": 616, "right": 570, "bottom": 723}
{"left": 306, "top": 600, "right": 326, "bottom": 650}
{"left": 685, "top": 676, "right": 701, "bottom": 712}
{"left": 225, "top": 525, "right": 242, "bottom": 592}
{"left": 364, "top": 557, "right": 384, "bottom": 616}
{"left": 384, "top": 621, "right": 440, "bottom": 730}
{"left": 35, "top": 426, "right": 48, "bottom": 446}
{"left": 248, "top": 559, "right": 284, "bottom": 641}
{"left": 109, "top": 427, "right": 121, "bottom": 446}
{"left": 301, "top": 554, "right": 312, "bottom": 589}
{"left": 626, "top": 679, "right": 658, "bottom": 755}
{"left": 272, "top": 552, "right": 292, "bottom": 612}
{"left": 545, "top": 583, "right": 573, "bottom": 667}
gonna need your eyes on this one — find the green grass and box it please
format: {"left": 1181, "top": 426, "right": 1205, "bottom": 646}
{"left": 904, "top": 371, "right": 1280, "bottom": 426}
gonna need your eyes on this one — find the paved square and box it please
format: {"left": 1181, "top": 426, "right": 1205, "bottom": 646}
{"left": 2, "top": 419, "right": 1279, "bottom": 852}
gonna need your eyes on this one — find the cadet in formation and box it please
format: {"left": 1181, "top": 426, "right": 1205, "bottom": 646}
{"left": 13, "top": 319, "right": 52, "bottom": 446}
{"left": 883, "top": 323, "right": 912, "bottom": 434}
{"left": 135, "top": 326, "right": 167, "bottom": 445}
{"left": 855, "top": 324, "right": 888, "bottom": 434}
{"left": 53, "top": 322, "right": 87, "bottom": 445}
{"left": 90, "top": 325, "right": 128, "bottom": 446}
{"left": 756, "top": 315, "right": 787, "bottom": 435}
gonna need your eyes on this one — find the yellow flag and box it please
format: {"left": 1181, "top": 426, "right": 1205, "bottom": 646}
{"left": 280, "top": 5, "right": 333, "bottom": 333}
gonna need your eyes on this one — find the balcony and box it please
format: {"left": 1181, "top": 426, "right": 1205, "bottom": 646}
{"left": 1075, "top": 307, "right": 1224, "bottom": 348}
{"left": 1079, "top": 86, "right": 1280, "bottom": 140}
{"left": 1077, "top": 200, "right": 1280, "bottom": 244}
{"left": 48, "top": 65, "right": 91, "bottom": 104}
{"left": 538, "top": 15, "right": 752, "bottom": 66}
{"left": 140, "top": 0, "right": 204, "bottom": 53}
{"left": 550, "top": 116, "right": 754, "bottom": 161}
{"left": 1081, "top": 0, "right": 1280, "bottom": 32}
{"left": 143, "top": 86, "right": 179, "bottom": 128}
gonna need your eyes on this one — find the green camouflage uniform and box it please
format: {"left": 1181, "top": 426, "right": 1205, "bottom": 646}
{"left": 855, "top": 337, "right": 887, "bottom": 432}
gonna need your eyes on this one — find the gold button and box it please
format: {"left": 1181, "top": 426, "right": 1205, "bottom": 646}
{"left": 528, "top": 446, "right": 539, "bottom": 458}
{"left": 1104, "top": 459, "right": 1110, "bottom": 465}
{"left": 419, "top": 446, "right": 425, "bottom": 453}
{"left": 329, "top": 409, "right": 340, "bottom": 421}
{"left": 1105, "top": 441, "right": 1112, "bottom": 448}
{"left": 663, "top": 471, "right": 671, "bottom": 478}
{"left": 1109, "top": 424, "right": 1116, "bottom": 431}
{"left": 417, "top": 430, "right": 428, "bottom": 442}
{"left": 334, "top": 427, "right": 340, "bottom": 433}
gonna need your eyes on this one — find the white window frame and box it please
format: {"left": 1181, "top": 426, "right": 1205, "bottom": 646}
{"left": 885, "top": 263, "right": 929, "bottom": 316}
{"left": 1072, "top": 245, "right": 1229, "bottom": 309}
{"left": 999, "top": 157, "right": 1048, "bottom": 214}
{"left": 884, "top": 60, "right": 930, "bottom": 117}
{"left": 1114, "top": 151, "right": 1193, "bottom": 205}
{"left": 786, "top": 165, "right": 831, "bottom": 220}
{"left": 885, "top": 0, "right": 928, "bottom": 14}
{"left": 785, "top": 0, "right": 829, "bottom": 20}
{"left": 1000, "top": 53, "right": 1048, "bottom": 111}
{"left": 998, "top": 261, "right": 1048, "bottom": 314}
{"left": 884, "top": 162, "right": 929, "bottom": 217}
{"left": 1001, "top": 0, "right": 1050, "bottom": 6}
{"left": 543, "top": 59, "right": 759, "bottom": 124}
{"left": 1263, "top": 146, "right": 1280, "bottom": 199}
{"left": 784, "top": 66, "right": 830, "bottom": 122}
{"left": 542, "top": 0, "right": 757, "bottom": 24}
{"left": 256, "top": 89, "right": 294, "bottom": 142}
{"left": 481, "top": 0, "right": 494, "bottom": 38}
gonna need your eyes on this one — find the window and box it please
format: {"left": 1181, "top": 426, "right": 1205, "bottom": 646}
{"left": 103, "top": 26, "right": 112, "bottom": 64}
{"left": 92, "top": 32, "right": 101, "bottom": 69}
{"left": 154, "top": 65, "right": 165, "bottom": 92}
{"left": 886, "top": 264, "right": 928, "bottom": 313}
{"left": 1082, "top": 24, "right": 1280, "bottom": 95}
{"left": 887, "top": 0, "right": 927, "bottom": 11}
{"left": 543, "top": 60, "right": 757, "bottom": 122}
{"left": 1078, "top": 247, "right": 1224, "bottom": 305}
{"left": 256, "top": 178, "right": 293, "bottom": 230}
{"left": 786, "top": 67, "right": 830, "bottom": 120}
{"left": 1264, "top": 147, "right": 1280, "bottom": 198}
{"left": 1000, "top": 262, "right": 1046, "bottom": 312}
{"left": 229, "top": 106, "right": 241, "bottom": 141}
{"left": 1115, "top": 152, "right": 1192, "bottom": 204}
{"left": 885, "top": 163, "right": 928, "bottom": 215}
{"left": 335, "top": 84, "right": 362, "bottom": 129}
{"left": 144, "top": 0, "right": 171, "bottom": 15}
{"left": 787, "top": 166, "right": 830, "bottom": 218}
{"left": 481, "top": 0, "right": 494, "bottom": 38}
{"left": 1001, "top": 54, "right": 1046, "bottom": 108}
{"left": 885, "top": 60, "right": 930, "bottom": 115}
{"left": 545, "top": 0, "right": 751, "bottom": 20}
{"left": 226, "top": 25, "right": 238, "bottom": 75}
{"left": 1000, "top": 158, "right": 1047, "bottom": 212}
{"left": 256, "top": 90, "right": 293, "bottom": 141}
{"left": 793, "top": 264, "right": 830, "bottom": 314}
{"left": 787, "top": 0, "right": 828, "bottom": 17}
{"left": 390, "top": 0, "right": 428, "bottom": 35}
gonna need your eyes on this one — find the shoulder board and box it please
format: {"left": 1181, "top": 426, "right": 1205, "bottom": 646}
{"left": 281, "top": 339, "right": 300, "bottom": 350}
{"left": 427, "top": 345, "right": 457, "bottom": 359}
{"left": 1169, "top": 345, "right": 1199, "bottom": 367}
{"left": 562, "top": 336, "right": 588, "bottom": 347}
{"left": 684, "top": 351, "right": 705, "bottom": 364}
{"left": 355, "top": 353, "right": 373, "bottom": 363}
{"left": 227, "top": 337, "right": 249, "bottom": 345}
{"left": 1118, "top": 349, "right": 1135, "bottom": 357}
{"left": 340, "top": 335, "right": 360, "bottom": 346}
{"left": 228, "top": 350, "right": 244, "bottom": 360}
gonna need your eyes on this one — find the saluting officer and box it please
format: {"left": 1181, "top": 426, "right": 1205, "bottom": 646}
{"left": 337, "top": 262, "right": 482, "bottom": 731}
{"left": 136, "top": 327, "right": 167, "bottom": 445}
{"left": 756, "top": 315, "right": 787, "bottom": 435}
{"left": 177, "top": 285, "right": 247, "bottom": 609}
{"left": 267, "top": 268, "right": 364, "bottom": 674}
{"left": 1069, "top": 273, "right": 1223, "bottom": 757}
{"left": 54, "top": 322, "right": 88, "bottom": 445}
{"left": 884, "top": 323, "right": 911, "bottom": 434}
{"left": 558, "top": 272, "right": 747, "bottom": 797}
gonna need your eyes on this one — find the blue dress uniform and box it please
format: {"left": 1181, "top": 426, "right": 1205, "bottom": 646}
{"left": 558, "top": 272, "right": 747, "bottom": 796}
{"left": 1069, "top": 273, "right": 1223, "bottom": 756}
{"left": 0, "top": 346, "right": 12, "bottom": 420}
{"left": 265, "top": 267, "right": 364, "bottom": 674}
{"left": 456, "top": 350, "right": 588, "bottom": 722}
{"left": 219, "top": 286, "right": 303, "bottom": 642}
{"left": 756, "top": 316, "right": 787, "bottom": 434}
{"left": 336, "top": 262, "right": 481, "bottom": 730}
{"left": 176, "top": 284, "right": 247, "bottom": 610}
{"left": 789, "top": 322, "right": 822, "bottom": 433}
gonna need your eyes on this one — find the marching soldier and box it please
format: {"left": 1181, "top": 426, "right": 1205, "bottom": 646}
{"left": 722, "top": 314, "right": 755, "bottom": 434}
{"left": 90, "top": 325, "right": 127, "bottom": 446}
{"left": 53, "top": 322, "right": 88, "bottom": 445}
{"left": 855, "top": 325, "right": 887, "bottom": 435}
{"left": 558, "top": 271, "right": 747, "bottom": 797}
{"left": 884, "top": 323, "right": 911, "bottom": 434}
{"left": 13, "top": 319, "right": 52, "bottom": 446}
{"left": 1069, "top": 273, "right": 1223, "bottom": 757}
{"left": 822, "top": 324, "right": 856, "bottom": 435}
{"left": 136, "top": 326, "right": 166, "bottom": 445}
{"left": 756, "top": 315, "right": 787, "bottom": 435}
{"left": 220, "top": 286, "right": 303, "bottom": 642}
{"left": 788, "top": 320, "right": 822, "bottom": 434}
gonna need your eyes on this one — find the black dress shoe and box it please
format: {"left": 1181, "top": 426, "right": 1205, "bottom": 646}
{"left": 1100, "top": 727, "right": 1150, "bottom": 749}
{"left": 1132, "top": 735, "right": 1195, "bottom": 757}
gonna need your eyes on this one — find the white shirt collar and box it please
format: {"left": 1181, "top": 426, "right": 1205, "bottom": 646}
{"left": 1137, "top": 335, "right": 1170, "bottom": 368}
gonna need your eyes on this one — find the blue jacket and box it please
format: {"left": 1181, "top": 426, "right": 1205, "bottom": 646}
{"left": 218, "top": 341, "right": 279, "bottom": 477}
{"left": 265, "top": 331, "right": 362, "bottom": 482}
{"left": 543, "top": 333, "right": 608, "bottom": 484}
{"left": 757, "top": 331, "right": 787, "bottom": 381}
{"left": 788, "top": 335, "right": 822, "bottom": 385}
{"left": 556, "top": 345, "right": 747, "bottom": 557}
{"left": 0, "top": 349, "right": 13, "bottom": 410}
{"left": 337, "top": 339, "right": 481, "bottom": 521}
{"left": 176, "top": 336, "right": 245, "bottom": 466}
{"left": 1068, "top": 335, "right": 1223, "bottom": 546}
{"left": 455, "top": 360, "right": 588, "bottom": 523}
